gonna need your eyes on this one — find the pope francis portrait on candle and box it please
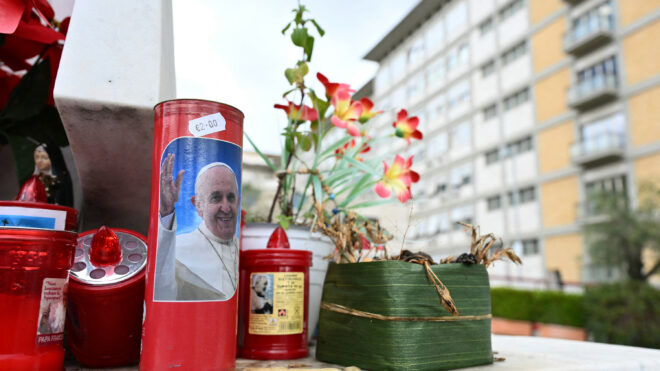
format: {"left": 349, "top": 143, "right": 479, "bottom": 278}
{"left": 154, "top": 153, "right": 239, "bottom": 301}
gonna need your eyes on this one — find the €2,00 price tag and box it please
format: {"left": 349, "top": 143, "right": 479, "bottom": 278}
{"left": 188, "top": 112, "right": 226, "bottom": 137}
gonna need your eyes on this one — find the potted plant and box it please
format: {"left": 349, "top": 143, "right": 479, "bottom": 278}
{"left": 244, "top": 3, "right": 424, "bottom": 339}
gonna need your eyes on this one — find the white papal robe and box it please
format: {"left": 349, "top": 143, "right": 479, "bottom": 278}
{"left": 155, "top": 214, "right": 238, "bottom": 301}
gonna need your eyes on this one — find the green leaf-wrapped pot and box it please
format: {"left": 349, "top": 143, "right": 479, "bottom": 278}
{"left": 316, "top": 261, "right": 493, "bottom": 370}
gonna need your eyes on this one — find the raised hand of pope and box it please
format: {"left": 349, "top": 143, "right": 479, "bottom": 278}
{"left": 159, "top": 153, "right": 185, "bottom": 217}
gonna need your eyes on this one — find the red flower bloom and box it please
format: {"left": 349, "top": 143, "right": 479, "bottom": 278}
{"left": 317, "top": 72, "right": 353, "bottom": 99}
{"left": 274, "top": 101, "right": 319, "bottom": 122}
{"left": 374, "top": 155, "right": 419, "bottom": 203}
{"left": 330, "top": 90, "right": 362, "bottom": 137}
{"left": 392, "top": 109, "right": 423, "bottom": 144}
{"left": 358, "top": 97, "right": 383, "bottom": 123}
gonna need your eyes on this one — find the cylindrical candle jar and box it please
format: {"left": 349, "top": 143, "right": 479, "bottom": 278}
{"left": 0, "top": 228, "right": 77, "bottom": 371}
{"left": 66, "top": 228, "right": 147, "bottom": 367}
{"left": 239, "top": 248, "right": 312, "bottom": 359}
{"left": 141, "top": 99, "right": 244, "bottom": 370}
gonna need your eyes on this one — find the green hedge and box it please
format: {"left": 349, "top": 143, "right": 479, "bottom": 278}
{"left": 491, "top": 287, "right": 585, "bottom": 328}
{"left": 583, "top": 281, "right": 660, "bottom": 349}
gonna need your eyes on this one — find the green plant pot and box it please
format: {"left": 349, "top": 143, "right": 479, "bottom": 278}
{"left": 316, "top": 261, "right": 493, "bottom": 371}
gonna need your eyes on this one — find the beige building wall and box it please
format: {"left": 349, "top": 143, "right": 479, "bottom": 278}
{"left": 628, "top": 85, "right": 660, "bottom": 147}
{"left": 540, "top": 175, "right": 578, "bottom": 228}
{"left": 623, "top": 19, "right": 660, "bottom": 86}
{"left": 537, "top": 120, "right": 573, "bottom": 174}
{"left": 534, "top": 67, "right": 570, "bottom": 123}
{"left": 529, "top": 0, "right": 564, "bottom": 25}
{"left": 634, "top": 152, "right": 660, "bottom": 186}
{"left": 531, "top": 17, "right": 567, "bottom": 73}
{"left": 544, "top": 233, "right": 583, "bottom": 283}
{"left": 619, "top": 0, "right": 660, "bottom": 27}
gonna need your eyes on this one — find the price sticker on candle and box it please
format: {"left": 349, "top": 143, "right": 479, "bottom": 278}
{"left": 188, "top": 112, "right": 226, "bottom": 137}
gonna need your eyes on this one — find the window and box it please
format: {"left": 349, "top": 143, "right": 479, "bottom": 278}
{"left": 503, "top": 88, "right": 529, "bottom": 111}
{"left": 576, "top": 56, "right": 618, "bottom": 95}
{"left": 450, "top": 161, "right": 472, "bottom": 188}
{"left": 447, "top": 43, "right": 468, "bottom": 72}
{"left": 480, "top": 60, "right": 496, "bottom": 78}
{"left": 450, "top": 120, "right": 471, "bottom": 149}
{"left": 427, "top": 57, "right": 446, "bottom": 86}
{"left": 391, "top": 87, "right": 405, "bottom": 108}
{"left": 505, "top": 136, "right": 533, "bottom": 156}
{"left": 522, "top": 239, "right": 539, "bottom": 255}
{"left": 458, "top": 42, "right": 469, "bottom": 65}
{"left": 426, "top": 19, "right": 445, "bottom": 50}
{"left": 451, "top": 204, "right": 473, "bottom": 230}
{"left": 390, "top": 53, "right": 406, "bottom": 81}
{"left": 487, "top": 195, "right": 501, "bottom": 211}
{"left": 585, "top": 175, "right": 627, "bottom": 216}
{"left": 428, "top": 132, "right": 448, "bottom": 159}
{"left": 375, "top": 65, "right": 390, "bottom": 92}
{"left": 427, "top": 95, "right": 445, "bottom": 123}
{"left": 446, "top": 1, "right": 468, "bottom": 38}
{"left": 448, "top": 80, "right": 470, "bottom": 109}
{"left": 570, "top": 1, "right": 614, "bottom": 41}
{"left": 407, "top": 38, "right": 425, "bottom": 66}
{"left": 479, "top": 17, "right": 494, "bottom": 36}
{"left": 581, "top": 112, "right": 624, "bottom": 139}
{"left": 586, "top": 175, "right": 627, "bottom": 196}
{"left": 407, "top": 72, "right": 425, "bottom": 101}
{"left": 508, "top": 186, "right": 535, "bottom": 205}
{"left": 483, "top": 104, "right": 498, "bottom": 120}
{"left": 499, "top": 0, "right": 524, "bottom": 21}
{"left": 485, "top": 149, "right": 500, "bottom": 165}
{"left": 501, "top": 41, "right": 527, "bottom": 66}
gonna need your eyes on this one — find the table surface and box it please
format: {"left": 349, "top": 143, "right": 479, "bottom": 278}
{"left": 65, "top": 335, "right": 660, "bottom": 370}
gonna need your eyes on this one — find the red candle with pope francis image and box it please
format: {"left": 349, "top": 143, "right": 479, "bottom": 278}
{"left": 141, "top": 99, "right": 244, "bottom": 370}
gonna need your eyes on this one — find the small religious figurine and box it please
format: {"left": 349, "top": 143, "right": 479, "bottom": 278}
{"left": 33, "top": 143, "right": 73, "bottom": 207}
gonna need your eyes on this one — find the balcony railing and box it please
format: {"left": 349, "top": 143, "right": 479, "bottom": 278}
{"left": 571, "top": 132, "right": 625, "bottom": 167}
{"left": 568, "top": 73, "right": 618, "bottom": 110}
{"left": 563, "top": 16, "right": 614, "bottom": 55}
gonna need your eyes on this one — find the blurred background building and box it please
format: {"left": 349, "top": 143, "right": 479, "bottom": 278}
{"left": 357, "top": 0, "right": 660, "bottom": 291}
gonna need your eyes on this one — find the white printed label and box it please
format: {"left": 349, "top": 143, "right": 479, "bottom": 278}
{"left": 36, "top": 278, "right": 67, "bottom": 346}
{"left": 0, "top": 206, "right": 66, "bottom": 230}
{"left": 188, "top": 112, "right": 226, "bottom": 137}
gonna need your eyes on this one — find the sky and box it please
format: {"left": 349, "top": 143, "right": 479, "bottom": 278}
{"left": 172, "top": 0, "right": 419, "bottom": 155}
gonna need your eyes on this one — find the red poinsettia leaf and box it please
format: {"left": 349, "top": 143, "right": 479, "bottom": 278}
{"left": 13, "top": 17, "right": 64, "bottom": 44}
{"left": 59, "top": 17, "right": 70, "bottom": 36}
{"left": 0, "top": 34, "right": 44, "bottom": 70}
{"left": 33, "top": 0, "right": 55, "bottom": 22}
{"left": 0, "top": 0, "right": 25, "bottom": 34}
{"left": 43, "top": 46, "right": 62, "bottom": 105}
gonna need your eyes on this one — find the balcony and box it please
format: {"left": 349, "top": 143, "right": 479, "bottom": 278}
{"left": 564, "top": 16, "right": 614, "bottom": 56}
{"left": 563, "top": 0, "right": 583, "bottom": 5}
{"left": 568, "top": 73, "right": 618, "bottom": 110}
{"left": 571, "top": 132, "right": 625, "bottom": 167}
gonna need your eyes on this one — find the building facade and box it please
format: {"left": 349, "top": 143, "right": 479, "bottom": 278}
{"left": 360, "top": 0, "right": 660, "bottom": 290}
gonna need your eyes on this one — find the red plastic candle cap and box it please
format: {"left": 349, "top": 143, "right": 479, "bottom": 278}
{"left": 89, "top": 226, "right": 122, "bottom": 266}
{"left": 266, "top": 226, "right": 290, "bottom": 249}
{"left": 15, "top": 175, "right": 48, "bottom": 203}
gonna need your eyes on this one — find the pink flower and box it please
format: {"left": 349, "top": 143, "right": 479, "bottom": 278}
{"left": 392, "top": 109, "right": 423, "bottom": 144}
{"left": 330, "top": 90, "right": 362, "bottom": 137}
{"left": 374, "top": 155, "right": 420, "bottom": 203}
{"left": 358, "top": 97, "right": 383, "bottom": 123}
{"left": 317, "top": 72, "right": 353, "bottom": 99}
{"left": 274, "top": 101, "right": 319, "bottom": 122}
